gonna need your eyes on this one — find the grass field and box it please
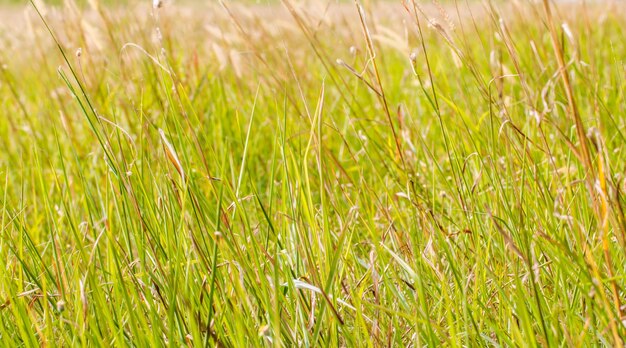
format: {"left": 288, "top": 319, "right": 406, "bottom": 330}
{"left": 0, "top": 0, "right": 625, "bottom": 346}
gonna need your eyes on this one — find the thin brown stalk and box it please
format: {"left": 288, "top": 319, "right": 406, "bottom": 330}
{"left": 542, "top": 1, "right": 622, "bottom": 344}
{"left": 354, "top": 0, "right": 405, "bottom": 170}
{"left": 541, "top": 0, "right": 593, "bottom": 177}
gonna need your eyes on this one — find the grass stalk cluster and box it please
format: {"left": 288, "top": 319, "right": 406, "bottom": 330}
{"left": 0, "top": 0, "right": 625, "bottom": 346}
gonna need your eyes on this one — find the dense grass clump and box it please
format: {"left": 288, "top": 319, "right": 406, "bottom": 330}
{"left": 0, "top": 0, "right": 625, "bottom": 346}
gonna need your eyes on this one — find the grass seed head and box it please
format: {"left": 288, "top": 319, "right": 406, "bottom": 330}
{"left": 159, "top": 128, "right": 185, "bottom": 182}
{"left": 56, "top": 300, "right": 66, "bottom": 313}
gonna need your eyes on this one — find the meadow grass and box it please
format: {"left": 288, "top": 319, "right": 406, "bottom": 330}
{"left": 0, "top": 0, "right": 625, "bottom": 346}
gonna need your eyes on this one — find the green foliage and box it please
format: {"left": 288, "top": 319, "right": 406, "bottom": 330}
{"left": 0, "top": 0, "right": 625, "bottom": 346}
